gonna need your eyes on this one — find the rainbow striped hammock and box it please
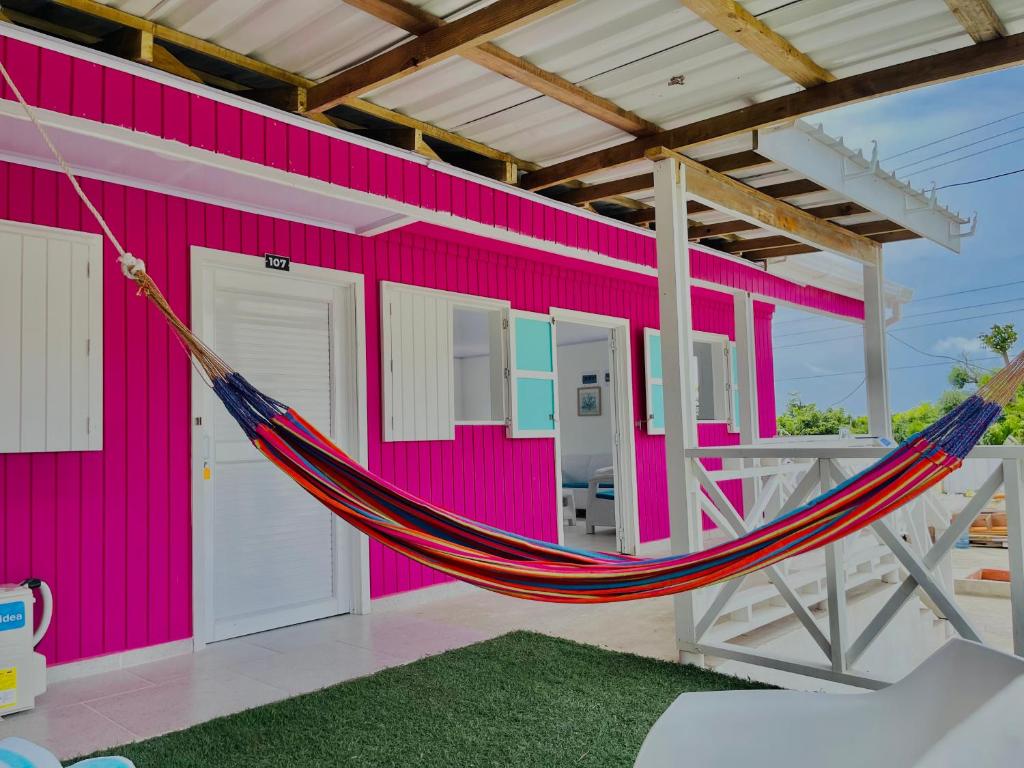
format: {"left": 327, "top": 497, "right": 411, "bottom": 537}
{"left": 1, "top": 55, "right": 1020, "bottom": 605}
{"left": 139, "top": 266, "right": 1021, "bottom": 603}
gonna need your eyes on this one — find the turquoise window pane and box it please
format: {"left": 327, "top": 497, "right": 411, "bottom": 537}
{"left": 649, "top": 333, "right": 662, "bottom": 379}
{"left": 517, "top": 377, "right": 555, "bottom": 432}
{"left": 515, "top": 318, "right": 553, "bottom": 372}
{"left": 651, "top": 384, "right": 664, "bottom": 430}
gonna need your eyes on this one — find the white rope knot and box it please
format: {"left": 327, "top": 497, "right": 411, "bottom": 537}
{"left": 119, "top": 252, "right": 146, "bottom": 278}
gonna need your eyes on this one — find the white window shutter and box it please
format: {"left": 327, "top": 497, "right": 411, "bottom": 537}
{"left": 0, "top": 222, "right": 103, "bottom": 453}
{"left": 381, "top": 282, "right": 455, "bottom": 442}
{"left": 643, "top": 328, "right": 664, "bottom": 436}
{"left": 508, "top": 311, "right": 557, "bottom": 438}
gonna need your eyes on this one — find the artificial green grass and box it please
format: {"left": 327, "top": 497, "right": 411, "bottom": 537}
{"left": 87, "top": 631, "right": 771, "bottom": 767}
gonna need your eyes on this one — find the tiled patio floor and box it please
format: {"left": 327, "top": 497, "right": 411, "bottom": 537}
{"left": 0, "top": 546, "right": 1015, "bottom": 760}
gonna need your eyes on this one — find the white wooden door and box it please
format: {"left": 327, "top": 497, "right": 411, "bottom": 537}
{"left": 193, "top": 251, "right": 361, "bottom": 642}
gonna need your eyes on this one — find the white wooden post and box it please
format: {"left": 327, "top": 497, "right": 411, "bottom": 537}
{"left": 862, "top": 255, "right": 892, "bottom": 440}
{"left": 821, "top": 458, "right": 848, "bottom": 673}
{"left": 1003, "top": 457, "right": 1024, "bottom": 656}
{"left": 652, "top": 153, "right": 703, "bottom": 665}
{"left": 734, "top": 291, "right": 760, "bottom": 510}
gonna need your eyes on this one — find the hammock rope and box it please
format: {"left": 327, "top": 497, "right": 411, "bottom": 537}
{"left": 4, "top": 56, "right": 1022, "bottom": 603}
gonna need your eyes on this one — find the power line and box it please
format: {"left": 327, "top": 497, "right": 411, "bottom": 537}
{"left": 892, "top": 124, "right": 1024, "bottom": 172}
{"left": 892, "top": 123, "right": 1024, "bottom": 172}
{"left": 913, "top": 278, "right": 1024, "bottom": 303}
{"left": 904, "top": 136, "right": 1024, "bottom": 178}
{"left": 826, "top": 378, "right": 865, "bottom": 408}
{"left": 882, "top": 109, "right": 1024, "bottom": 161}
{"left": 936, "top": 166, "right": 1024, "bottom": 190}
{"left": 777, "top": 356, "right": 1001, "bottom": 382}
{"left": 775, "top": 306, "right": 1024, "bottom": 350}
{"left": 773, "top": 278, "right": 1024, "bottom": 329}
{"left": 776, "top": 298, "right": 1024, "bottom": 340}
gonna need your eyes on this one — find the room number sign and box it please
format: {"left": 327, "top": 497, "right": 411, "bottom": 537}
{"left": 264, "top": 253, "right": 291, "bottom": 271}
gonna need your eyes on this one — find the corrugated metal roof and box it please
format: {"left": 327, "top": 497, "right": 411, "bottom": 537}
{"left": 83, "top": 0, "right": 1000, "bottom": 257}
{"left": 96, "top": 0, "right": 1024, "bottom": 166}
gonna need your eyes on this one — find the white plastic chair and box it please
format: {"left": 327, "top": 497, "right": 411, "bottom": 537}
{"left": 634, "top": 639, "right": 1024, "bottom": 768}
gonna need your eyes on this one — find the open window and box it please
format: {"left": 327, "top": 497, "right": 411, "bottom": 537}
{"left": 643, "top": 329, "right": 741, "bottom": 434}
{"left": 381, "top": 282, "right": 509, "bottom": 441}
{"left": 453, "top": 306, "right": 505, "bottom": 424}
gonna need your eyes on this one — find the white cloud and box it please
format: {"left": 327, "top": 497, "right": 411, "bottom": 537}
{"left": 933, "top": 336, "right": 984, "bottom": 355}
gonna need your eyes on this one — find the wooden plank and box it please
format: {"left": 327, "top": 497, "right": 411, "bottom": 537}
{"left": 45, "top": 0, "right": 536, "bottom": 171}
{"left": 680, "top": 0, "right": 834, "bottom": 87}
{"left": 946, "top": 0, "right": 1007, "bottom": 43}
{"left": 45, "top": 239, "right": 73, "bottom": 451}
{"left": 344, "top": 0, "right": 658, "bottom": 136}
{"left": 649, "top": 148, "right": 880, "bottom": 262}
{"left": 308, "top": 0, "right": 577, "bottom": 111}
{"left": 548, "top": 151, "right": 769, "bottom": 205}
{"left": 521, "top": 30, "right": 1024, "bottom": 189}
{"left": 20, "top": 236, "right": 47, "bottom": 452}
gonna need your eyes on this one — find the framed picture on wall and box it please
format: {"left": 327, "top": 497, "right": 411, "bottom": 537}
{"left": 577, "top": 386, "right": 601, "bottom": 417}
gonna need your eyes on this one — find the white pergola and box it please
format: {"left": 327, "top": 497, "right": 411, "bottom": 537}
{"left": 646, "top": 138, "right": 971, "bottom": 673}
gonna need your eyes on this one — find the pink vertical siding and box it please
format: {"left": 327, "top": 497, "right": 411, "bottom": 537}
{"left": 0, "top": 160, "right": 802, "bottom": 665}
{"left": 0, "top": 32, "right": 866, "bottom": 668}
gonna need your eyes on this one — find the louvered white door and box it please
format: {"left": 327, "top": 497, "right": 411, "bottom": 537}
{"left": 193, "top": 252, "right": 362, "bottom": 642}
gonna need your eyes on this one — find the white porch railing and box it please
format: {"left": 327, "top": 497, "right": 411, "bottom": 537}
{"left": 678, "top": 443, "right": 1024, "bottom": 689}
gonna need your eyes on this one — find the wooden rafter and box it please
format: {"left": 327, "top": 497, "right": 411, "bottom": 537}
{"left": 41, "top": 0, "right": 536, "bottom": 170}
{"left": 306, "top": 0, "right": 577, "bottom": 113}
{"left": 521, "top": 30, "right": 1024, "bottom": 190}
{"left": 546, "top": 150, "right": 770, "bottom": 204}
{"left": 680, "top": 0, "right": 833, "bottom": 87}
{"left": 946, "top": 0, "right": 1007, "bottom": 43}
{"left": 343, "top": 0, "right": 658, "bottom": 136}
{"left": 648, "top": 148, "right": 880, "bottom": 262}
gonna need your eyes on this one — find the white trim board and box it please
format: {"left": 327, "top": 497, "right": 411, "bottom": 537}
{"left": 551, "top": 307, "right": 640, "bottom": 555}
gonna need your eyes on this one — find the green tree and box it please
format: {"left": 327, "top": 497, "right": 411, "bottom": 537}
{"left": 981, "top": 323, "right": 1018, "bottom": 366}
{"left": 776, "top": 396, "right": 867, "bottom": 437}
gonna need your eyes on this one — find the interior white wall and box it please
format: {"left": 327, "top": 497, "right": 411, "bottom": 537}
{"left": 557, "top": 339, "right": 614, "bottom": 475}
{"left": 455, "top": 355, "right": 496, "bottom": 422}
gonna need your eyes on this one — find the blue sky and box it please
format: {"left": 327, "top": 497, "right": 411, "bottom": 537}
{"left": 772, "top": 64, "right": 1024, "bottom": 416}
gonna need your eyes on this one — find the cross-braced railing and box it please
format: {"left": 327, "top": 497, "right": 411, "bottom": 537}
{"left": 679, "top": 443, "right": 1024, "bottom": 688}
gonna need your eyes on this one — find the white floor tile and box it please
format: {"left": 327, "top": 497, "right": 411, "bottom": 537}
{"left": 0, "top": 703, "right": 138, "bottom": 761}
{"left": 34, "top": 670, "right": 155, "bottom": 711}
{"left": 231, "top": 641, "right": 400, "bottom": 695}
{"left": 128, "top": 638, "right": 281, "bottom": 685}
{"left": 84, "top": 670, "right": 287, "bottom": 739}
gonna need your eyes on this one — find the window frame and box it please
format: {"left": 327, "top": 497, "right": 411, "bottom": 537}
{"left": 380, "top": 282, "right": 510, "bottom": 441}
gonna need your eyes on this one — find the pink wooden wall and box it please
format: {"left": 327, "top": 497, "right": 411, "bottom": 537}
{"left": 0, "top": 160, "right": 784, "bottom": 666}
{"left": 0, "top": 33, "right": 865, "bottom": 667}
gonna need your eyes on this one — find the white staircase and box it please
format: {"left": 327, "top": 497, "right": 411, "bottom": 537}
{"left": 704, "top": 530, "right": 900, "bottom": 645}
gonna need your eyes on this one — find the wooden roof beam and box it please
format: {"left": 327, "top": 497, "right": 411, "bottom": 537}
{"left": 307, "top": 0, "right": 577, "bottom": 112}
{"left": 342, "top": 1, "right": 659, "bottom": 136}
{"left": 45, "top": 0, "right": 537, "bottom": 171}
{"left": 680, "top": 1, "right": 834, "bottom": 87}
{"left": 648, "top": 148, "right": 880, "bottom": 263}
{"left": 521, "top": 30, "right": 1024, "bottom": 190}
{"left": 946, "top": 1, "right": 1007, "bottom": 43}
{"left": 547, "top": 150, "right": 771, "bottom": 204}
